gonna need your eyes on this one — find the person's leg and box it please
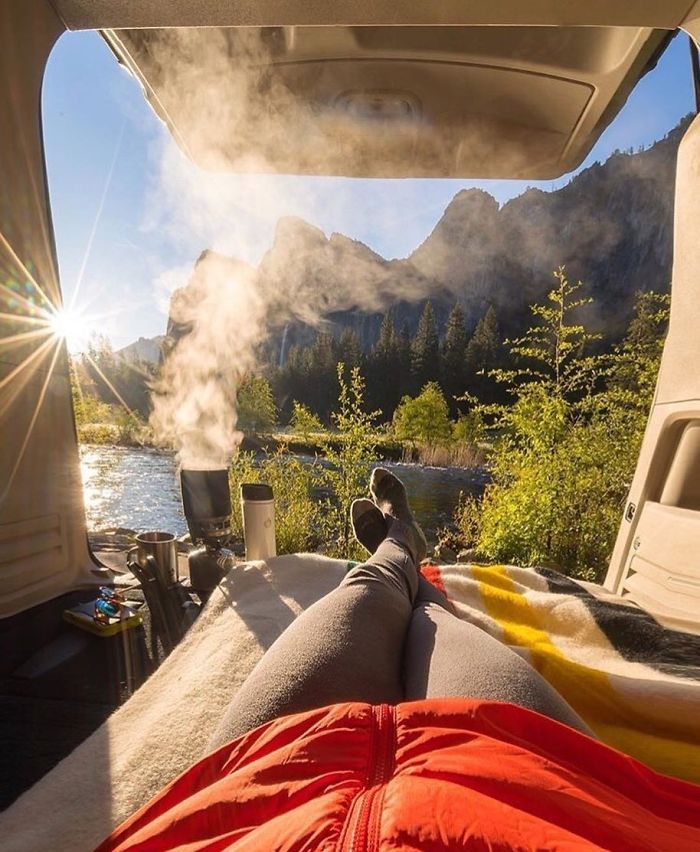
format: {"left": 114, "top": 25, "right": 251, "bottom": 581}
{"left": 404, "top": 585, "right": 594, "bottom": 736}
{"left": 208, "top": 472, "right": 421, "bottom": 749}
{"left": 342, "top": 490, "right": 594, "bottom": 736}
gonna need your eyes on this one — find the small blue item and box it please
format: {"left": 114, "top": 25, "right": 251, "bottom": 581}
{"left": 95, "top": 597, "right": 121, "bottom": 619}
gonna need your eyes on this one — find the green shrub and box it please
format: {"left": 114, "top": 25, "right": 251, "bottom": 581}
{"left": 72, "top": 389, "right": 112, "bottom": 428}
{"left": 320, "top": 364, "right": 380, "bottom": 560}
{"left": 77, "top": 422, "right": 120, "bottom": 444}
{"left": 237, "top": 375, "right": 277, "bottom": 434}
{"left": 452, "top": 492, "right": 483, "bottom": 551}
{"left": 114, "top": 408, "right": 142, "bottom": 444}
{"left": 452, "top": 408, "right": 483, "bottom": 447}
{"left": 458, "top": 271, "right": 669, "bottom": 582}
{"left": 475, "top": 388, "right": 638, "bottom": 580}
{"left": 393, "top": 382, "right": 452, "bottom": 445}
{"left": 290, "top": 401, "right": 324, "bottom": 441}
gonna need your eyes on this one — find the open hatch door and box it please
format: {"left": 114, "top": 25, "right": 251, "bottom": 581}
{"left": 604, "top": 9, "right": 700, "bottom": 636}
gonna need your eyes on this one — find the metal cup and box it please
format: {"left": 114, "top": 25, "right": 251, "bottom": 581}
{"left": 128, "top": 531, "right": 178, "bottom": 588}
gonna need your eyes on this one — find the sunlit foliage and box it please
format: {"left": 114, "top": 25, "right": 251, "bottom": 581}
{"left": 456, "top": 270, "right": 669, "bottom": 581}
{"left": 236, "top": 375, "right": 277, "bottom": 433}
{"left": 320, "top": 364, "right": 380, "bottom": 560}
{"left": 393, "top": 382, "right": 453, "bottom": 446}
{"left": 289, "top": 401, "right": 324, "bottom": 441}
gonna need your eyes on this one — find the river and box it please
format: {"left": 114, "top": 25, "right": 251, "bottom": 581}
{"left": 79, "top": 445, "right": 487, "bottom": 545}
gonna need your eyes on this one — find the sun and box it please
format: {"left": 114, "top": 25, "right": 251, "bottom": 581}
{"left": 50, "top": 307, "right": 93, "bottom": 354}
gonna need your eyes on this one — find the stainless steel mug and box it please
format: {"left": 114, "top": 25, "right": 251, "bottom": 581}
{"left": 128, "top": 531, "right": 179, "bottom": 588}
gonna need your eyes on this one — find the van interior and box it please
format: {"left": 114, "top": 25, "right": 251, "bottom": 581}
{"left": 1, "top": 0, "right": 700, "bottom": 835}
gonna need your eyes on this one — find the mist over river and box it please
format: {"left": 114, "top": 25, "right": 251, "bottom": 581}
{"left": 79, "top": 445, "right": 486, "bottom": 546}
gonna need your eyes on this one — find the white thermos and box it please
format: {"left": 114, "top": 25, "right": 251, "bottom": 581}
{"left": 240, "top": 483, "right": 276, "bottom": 560}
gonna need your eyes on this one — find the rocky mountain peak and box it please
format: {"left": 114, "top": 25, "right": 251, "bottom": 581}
{"left": 165, "top": 115, "right": 690, "bottom": 355}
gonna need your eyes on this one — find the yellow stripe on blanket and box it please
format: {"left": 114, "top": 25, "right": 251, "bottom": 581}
{"left": 471, "top": 565, "right": 700, "bottom": 784}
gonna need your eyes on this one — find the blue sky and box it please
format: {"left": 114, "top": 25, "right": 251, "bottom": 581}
{"left": 42, "top": 31, "right": 695, "bottom": 350}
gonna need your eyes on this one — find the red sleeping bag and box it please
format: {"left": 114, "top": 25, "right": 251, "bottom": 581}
{"left": 98, "top": 698, "right": 700, "bottom": 851}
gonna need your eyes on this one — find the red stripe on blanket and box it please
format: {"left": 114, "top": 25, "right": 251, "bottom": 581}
{"left": 420, "top": 562, "right": 449, "bottom": 597}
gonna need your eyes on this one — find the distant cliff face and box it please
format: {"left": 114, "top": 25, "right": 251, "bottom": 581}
{"left": 168, "top": 116, "right": 688, "bottom": 353}
{"left": 117, "top": 335, "right": 166, "bottom": 365}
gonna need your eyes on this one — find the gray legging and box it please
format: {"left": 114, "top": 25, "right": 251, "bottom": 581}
{"left": 209, "top": 536, "right": 592, "bottom": 748}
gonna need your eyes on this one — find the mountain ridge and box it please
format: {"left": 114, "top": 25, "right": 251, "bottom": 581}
{"left": 163, "top": 115, "right": 690, "bottom": 356}
{"left": 117, "top": 335, "right": 166, "bottom": 365}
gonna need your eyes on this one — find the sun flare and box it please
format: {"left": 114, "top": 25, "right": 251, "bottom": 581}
{"left": 50, "top": 307, "right": 93, "bottom": 354}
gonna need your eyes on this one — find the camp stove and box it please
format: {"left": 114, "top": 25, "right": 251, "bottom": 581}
{"left": 180, "top": 468, "right": 235, "bottom": 594}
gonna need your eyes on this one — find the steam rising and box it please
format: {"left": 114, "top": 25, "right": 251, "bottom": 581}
{"left": 150, "top": 252, "right": 260, "bottom": 468}
{"left": 145, "top": 28, "right": 447, "bottom": 467}
{"left": 145, "top": 29, "right": 315, "bottom": 467}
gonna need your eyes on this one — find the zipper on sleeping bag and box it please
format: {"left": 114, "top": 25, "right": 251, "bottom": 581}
{"left": 340, "top": 703, "right": 396, "bottom": 852}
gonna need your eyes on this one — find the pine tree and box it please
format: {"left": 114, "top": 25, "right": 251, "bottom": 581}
{"left": 375, "top": 309, "right": 396, "bottom": 358}
{"left": 441, "top": 303, "right": 467, "bottom": 409}
{"left": 610, "top": 290, "right": 670, "bottom": 398}
{"left": 396, "top": 320, "right": 413, "bottom": 399}
{"left": 465, "top": 305, "right": 501, "bottom": 400}
{"left": 312, "top": 331, "right": 336, "bottom": 366}
{"left": 338, "top": 328, "right": 362, "bottom": 371}
{"left": 411, "top": 301, "right": 440, "bottom": 391}
{"left": 307, "top": 332, "right": 338, "bottom": 421}
{"left": 624, "top": 290, "right": 671, "bottom": 356}
{"left": 275, "top": 343, "right": 313, "bottom": 422}
{"left": 367, "top": 309, "right": 400, "bottom": 418}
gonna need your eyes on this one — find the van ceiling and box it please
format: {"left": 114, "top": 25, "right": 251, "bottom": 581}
{"left": 49, "top": 1, "right": 692, "bottom": 30}
{"left": 51, "top": 2, "right": 680, "bottom": 178}
{"left": 100, "top": 25, "right": 673, "bottom": 179}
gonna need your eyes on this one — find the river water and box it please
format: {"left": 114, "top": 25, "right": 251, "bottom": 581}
{"left": 79, "top": 445, "right": 487, "bottom": 544}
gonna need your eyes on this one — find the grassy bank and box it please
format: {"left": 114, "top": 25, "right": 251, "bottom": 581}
{"left": 240, "top": 432, "right": 486, "bottom": 469}
{"left": 250, "top": 430, "right": 404, "bottom": 461}
{"left": 77, "top": 422, "right": 485, "bottom": 470}
{"left": 400, "top": 442, "right": 486, "bottom": 468}
{"left": 77, "top": 422, "right": 152, "bottom": 447}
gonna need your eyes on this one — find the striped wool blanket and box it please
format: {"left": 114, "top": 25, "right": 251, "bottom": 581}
{"left": 3, "top": 555, "right": 699, "bottom": 851}
{"left": 427, "top": 561, "right": 700, "bottom": 785}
